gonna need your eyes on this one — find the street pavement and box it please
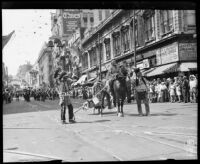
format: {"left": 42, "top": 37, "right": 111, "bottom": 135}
{"left": 3, "top": 98, "right": 197, "bottom": 162}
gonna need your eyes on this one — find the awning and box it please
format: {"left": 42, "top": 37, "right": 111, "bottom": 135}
{"left": 74, "top": 75, "right": 87, "bottom": 85}
{"left": 179, "top": 62, "right": 197, "bottom": 72}
{"left": 146, "top": 63, "right": 177, "bottom": 77}
{"left": 142, "top": 68, "right": 155, "bottom": 76}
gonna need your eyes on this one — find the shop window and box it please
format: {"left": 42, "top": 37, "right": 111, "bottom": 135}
{"left": 160, "top": 10, "right": 174, "bottom": 35}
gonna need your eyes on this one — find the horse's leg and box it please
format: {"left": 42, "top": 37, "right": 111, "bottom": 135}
{"left": 121, "top": 99, "right": 124, "bottom": 117}
{"left": 117, "top": 99, "right": 120, "bottom": 116}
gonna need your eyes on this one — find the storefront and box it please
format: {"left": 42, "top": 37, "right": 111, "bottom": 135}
{"left": 144, "top": 39, "right": 197, "bottom": 78}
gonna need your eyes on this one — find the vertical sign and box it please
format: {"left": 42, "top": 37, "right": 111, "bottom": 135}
{"left": 156, "top": 48, "right": 161, "bottom": 65}
{"left": 62, "top": 10, "right": 81, "bottom": 37}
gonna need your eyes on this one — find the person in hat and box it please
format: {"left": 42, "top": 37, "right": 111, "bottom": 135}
{"left": 57, "top": 71, "right": 76, "bottom": 124}
{"left": 134, "top": 68, "right": 150, "bottom": 116}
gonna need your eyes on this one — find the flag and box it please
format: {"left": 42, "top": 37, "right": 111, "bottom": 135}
{"left": 2, "top": 30, "right": 15, "bottom": 49}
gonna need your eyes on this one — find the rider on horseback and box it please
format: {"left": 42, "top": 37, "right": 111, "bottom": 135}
{"left": 107, "top": 59, "right": 120, "bottom": 103}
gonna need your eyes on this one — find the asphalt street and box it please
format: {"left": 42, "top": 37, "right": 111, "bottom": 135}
{"left": 3, "top": 97, "right": 197, "bottom": 162}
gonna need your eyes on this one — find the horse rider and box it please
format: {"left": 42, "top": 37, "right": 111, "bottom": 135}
{"left": 54, "top": 70, "right": 76, "bottom": 124}
{"left": 107, "top": 59, "right": 120, "bottom": 107}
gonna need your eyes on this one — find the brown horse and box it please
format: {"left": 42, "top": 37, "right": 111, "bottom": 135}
{"left": 113, "top": 67, "right": 127, "bottom": 117}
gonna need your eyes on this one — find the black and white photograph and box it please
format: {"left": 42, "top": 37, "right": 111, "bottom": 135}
{"left": 2, "top": 1, "right": 197, "bottom": 162}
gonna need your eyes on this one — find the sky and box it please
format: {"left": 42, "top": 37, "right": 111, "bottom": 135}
{"left": 2, "top": 9, "right": 55, "bottom": 76}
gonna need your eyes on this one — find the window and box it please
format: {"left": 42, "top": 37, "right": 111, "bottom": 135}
{"left": 83, "top": 53, "right": 88, "bottom": 70}
{"left": 93, "top": 47, "right": 97, "bottom": 66}
{"left": 105, "top": 10, "right": 110, "bottom": 18}
{"left": 112, "top": 32, "right": 121, "bottom": 57}
{"left": 144, "top": 11, "right": 155, "bottom": 41}
{"left": 160, "top": 10, "right": 174, "bottom": 34}
{"left": 99, "top": 10, "right": 102, "bottom": 21}
{"left": 121, "top": 26, "right": 130, "bottom": 52}
{"left": 89, "top": 50, "right": 93, "bottom": 68}
{"left": 99, "top": 43, "right": 104, "bottom": 63}
{"left": 104, "top": 38, "right": 111, "bottom": 61}
{"left": 90, "top": 17, "right": 94, "bottom": 23}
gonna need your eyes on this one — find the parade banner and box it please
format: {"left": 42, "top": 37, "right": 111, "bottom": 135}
{"left": 62, "top": 10, "right": 81, "bottom": 36}
{"left": 179, "top": 43, "right": 197, "bottom": 61}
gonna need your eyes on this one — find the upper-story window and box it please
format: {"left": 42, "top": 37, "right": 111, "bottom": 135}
{"left": 121, "top": 25, "right": 130, "bottom": 52}
{"left": 99, "top": 10, "right": 102, "bottom": 21}
{"left": 104, "top": 38, "right": 111, "bottom": 61}
{"left": 99, "top": 43, "right": 104, "bottom": 63}
{"left": 93, "top": 47, "right": 97, "bottom": 66}
{"left": 112, "top": 31, "right": 121, "bottom": 57}
{"left": 160, "top": 10, "right": 174, "bottom": 34}
{"left": 143, "top": 10, "right": 156, "bottom": 42}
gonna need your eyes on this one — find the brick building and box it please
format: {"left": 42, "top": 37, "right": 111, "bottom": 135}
{"left": 80, "top": 10, "right": 197, "bottom": 80}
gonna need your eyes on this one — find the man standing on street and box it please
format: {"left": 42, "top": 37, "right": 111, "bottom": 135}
{"left": 134, "top": 68, "right": 150, "bottom": 116}
{"left": 54, "top": 70, "right": 76, "bottom": 124}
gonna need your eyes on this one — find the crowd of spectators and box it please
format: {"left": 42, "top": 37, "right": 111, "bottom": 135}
{"left": 147, "top": 74, "right": 198, "bottom": 103}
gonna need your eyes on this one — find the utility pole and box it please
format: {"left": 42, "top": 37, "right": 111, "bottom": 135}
{"left": 98, "top": 33, "right": 102, "bottom": 81}
{"left": 133, "top": 10, "right": 136, "bottom": 67}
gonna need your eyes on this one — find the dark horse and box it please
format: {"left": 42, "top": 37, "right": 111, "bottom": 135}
{"left": 113, "top": 66, "right": 128, "bottom": 117}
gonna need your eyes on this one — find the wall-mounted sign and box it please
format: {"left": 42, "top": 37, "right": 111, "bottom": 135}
{"left": 160, "top": 42, "right": 179, "bottom": 64}
{"left": 143, "top": 59, "right": 150, "bottom": 68}
{"left": 179, "top": 43, "right": 197, "bottom": 61}
{"left": 62, "top": 10, "right": 81, "bottom": 36}
{"left": 156, "top": 49, "right": 161, "bottom": 65}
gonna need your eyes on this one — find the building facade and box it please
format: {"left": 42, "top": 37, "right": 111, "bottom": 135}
{"left": 37, "top": 42, "right": 53, "bottom": 88}
{"left": 81, "top": 10, "right": 197, "bottom": 79}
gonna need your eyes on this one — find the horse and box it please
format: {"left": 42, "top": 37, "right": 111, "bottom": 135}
{"left": 113, "top": 66, "right": 128, "bottom": 117}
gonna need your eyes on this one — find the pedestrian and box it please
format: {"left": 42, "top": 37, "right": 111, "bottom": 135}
{"left": 134, "top": 68, "right": 150, "bottom": 116}
{"left": 181, "top": 76, "right": 190, "bottom": 103}
{"left": 148, "top": 82, "right": 155, "bottom": 103}
{"left": 169, "top": 80, "right": 176, "bottom": 103}
{"left": 160, "top": 82, "right": 167, "bottom": 102}
{"left": 175, "top": 81, "right": 182, "bottom": 103}
{"left": 189, "top": 75, "right": 198, "bottom": 103}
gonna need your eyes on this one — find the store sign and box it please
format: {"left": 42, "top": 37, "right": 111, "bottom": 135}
{"left": 136, "top": 61, "right": 144, "bottom": 69}
{"left": 179, "top": 43, "right": 197, "bottom": 61}
{"left": 156, "top": 49, "right": 161, "bottom": 65}
{"left": 62, "top": 10, "right": 81, "bottom": 36}
{"left": 143, "top": 59, "right": 150, "bottom": 68}
{"left": 160, "top": 42, "right": 179, "bottom": 64}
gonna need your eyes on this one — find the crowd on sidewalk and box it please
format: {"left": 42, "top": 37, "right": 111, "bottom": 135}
{"left": 147, "top": 74, "right": 198, "bottom": 103}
